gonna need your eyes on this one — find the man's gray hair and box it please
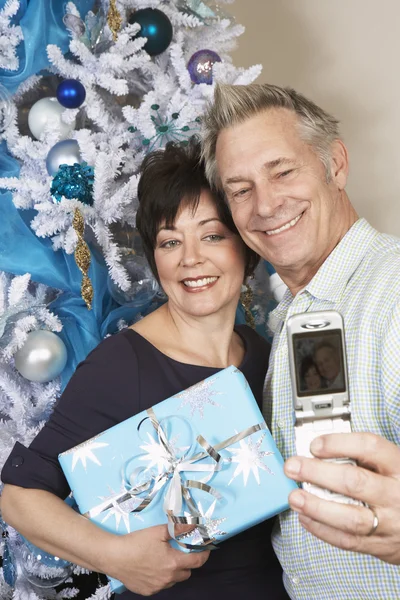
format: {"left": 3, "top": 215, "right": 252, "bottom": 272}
{"left": 202, "top": 83, "right": 341, "bottom": 189}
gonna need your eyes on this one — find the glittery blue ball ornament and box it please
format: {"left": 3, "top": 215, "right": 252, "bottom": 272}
{"left": 128, "top": 8, "right": 173, "bottom": 56}
{"left": 187, "top": 49, "right": 221, "bottom": 85}
{"left": 56, "top": 79, "right": 86, "bottom": 109}
{"left": 51, "top": 162, "right": 94, "bottom": 205}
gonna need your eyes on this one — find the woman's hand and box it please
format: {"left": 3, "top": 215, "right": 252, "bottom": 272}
{"left": 107, "top": 525, "right": 210, "bottom": 595}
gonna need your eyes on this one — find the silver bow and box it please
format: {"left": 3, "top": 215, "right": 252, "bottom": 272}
{"left": 86, "top": 408, "right": 266, "bottom": 548}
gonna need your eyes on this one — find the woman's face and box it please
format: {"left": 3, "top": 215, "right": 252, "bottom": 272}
{"left": 154, "top": 190, "right": 247, "bottom": 320}
{"left": 304, "top": 365, "right": 322, "bottom": 390}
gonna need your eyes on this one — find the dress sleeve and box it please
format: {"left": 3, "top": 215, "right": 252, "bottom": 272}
{"left": 1, "top": 331, "right": 139, "bottom": 499}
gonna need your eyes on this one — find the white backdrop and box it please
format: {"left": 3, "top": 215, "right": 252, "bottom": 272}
{"left": 231, "top": 0, "right": 400, "bottom": 236}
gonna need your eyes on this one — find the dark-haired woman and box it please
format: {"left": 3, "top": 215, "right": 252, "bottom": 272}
{"left": 2, "top": 140, "right": 289, "bottom": 599}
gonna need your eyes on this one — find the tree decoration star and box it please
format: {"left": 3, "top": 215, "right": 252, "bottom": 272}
{"left": 175, "top": 378, "right": 223, "bottom": 418}
{"left": 227, "top": 432, "right": 274, "bottom": 486}
{"left": 129, "top": 105, "right": 201, "bottom": 154}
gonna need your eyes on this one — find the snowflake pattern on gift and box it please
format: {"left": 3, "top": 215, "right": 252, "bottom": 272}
{"left": 139, "top": 432, "right": 190, "bottom": 472}
{"left": 100, "top": 485, "right": 144, "bottom": 533}
{"left": 175, "top": 378, "right": 223, "bottom": 418}
{"left": 227, "top": 432, "right": 274, "bottom": 486}
{"left": 67, "top": 438, "right": 109, "bottom": 471}
{"left": 182, "top": 500, "right": 226, "bottom": 545}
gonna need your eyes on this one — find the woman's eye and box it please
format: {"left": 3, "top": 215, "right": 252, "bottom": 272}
{"left": 159, "top": 239, "right": 179, "bottom": 249}
{"left": 204, "top": 234, "right": 224, "bottom": 242}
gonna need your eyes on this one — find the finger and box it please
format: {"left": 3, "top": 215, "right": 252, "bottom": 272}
{"left": 173, "top": 524, "right": 197, "bottom": 539}
{"left": 174, "top": 568, "right": 192, "bottom": 583}
{"left": 288, "top": 488, "right": 382, "bottom": 537}
{"left": 310, "top": 433, "right": 400, "bottom": 477}
{"left": 160, "top": 523, "right": 195, "bottom": 542}
{"left": 297, "top": 514, "right": 388, "bottom": 558}
{"left": 177, "top": 549, "right": 210, "bottom": 569}
{"left": 284, "top": 455, "right": 398, "bottom": 507}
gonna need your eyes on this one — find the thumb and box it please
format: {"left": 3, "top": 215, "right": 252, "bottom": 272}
{"left": 163, "top": 523, "right": 196, "bottom": 541}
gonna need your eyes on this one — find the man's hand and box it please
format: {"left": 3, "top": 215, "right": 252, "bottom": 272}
{"left": 284, "top": 432, "right": 400, "bottom": 565}
{"left": 106, "top": 524, "right": 210, "bottom": 596}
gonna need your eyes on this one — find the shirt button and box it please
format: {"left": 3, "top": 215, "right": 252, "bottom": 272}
{"left": 11, "top": 456, "right": 24, "bottom": 467}
{"left": 292, "top": 576, "right": 300, "bottom": 585}
{"left": 277, "top": 419, "right": 286, "bottom": 428}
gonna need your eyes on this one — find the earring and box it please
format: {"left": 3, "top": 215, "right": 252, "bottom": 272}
{"left": 240, "top": 280, "right": 255, "bottom": 329}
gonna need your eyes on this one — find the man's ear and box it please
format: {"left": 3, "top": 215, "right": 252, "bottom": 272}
{"left": 329, "top": 139, "right": 349, "bottom": 190}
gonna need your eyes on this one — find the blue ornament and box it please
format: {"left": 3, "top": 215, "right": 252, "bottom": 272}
{"left": 187, "top": 49, "right": 221, "bottom": 85}
{"left": 128, "top": 8, "right": 173, "bottom": 56}
{"left": 56, "top": 79, "right": 86, "bottom": 109}
{"left": 51, "top": 162, "right": 94, "bottom": 205}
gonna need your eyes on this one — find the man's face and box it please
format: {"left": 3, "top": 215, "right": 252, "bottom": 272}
{"left": 215, "top": 108, "right": 349, "bottom": 279}
{"left": 314, "top": 346, "right": 340, "bottom": 382}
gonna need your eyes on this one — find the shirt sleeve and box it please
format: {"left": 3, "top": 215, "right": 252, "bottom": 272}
{"left": 381, "top": 300, "right": 400, "bottom": 433}
{"left": 1, "top": 331, "right": 139, "bottom": 499}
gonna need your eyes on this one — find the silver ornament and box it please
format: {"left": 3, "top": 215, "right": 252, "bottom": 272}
{"left": 46, "top": 139, "right": 82, "bottom": 176}
{"left": 14, "top": 330, "right": 68, "bottom": 383}
{"left": 28, "top": 97, "right": 75, "bottom": 140}
{"left": 20, "top": 542, "right": 73, "bottom": 588}
{"left": 107, "top": 254, "right": 160, "bottom": 307}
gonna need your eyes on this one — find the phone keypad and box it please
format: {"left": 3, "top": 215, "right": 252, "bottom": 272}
{"left": 295, "top": 418, "right": 363, "bottom": 506}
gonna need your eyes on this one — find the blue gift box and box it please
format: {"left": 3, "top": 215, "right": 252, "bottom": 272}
{"left": 59, "top": 366, "right": 296, "bottom": 593}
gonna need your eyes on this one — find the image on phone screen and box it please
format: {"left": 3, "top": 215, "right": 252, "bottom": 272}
{"left": 292, "top": 330, "right": 346, "bottom": 397}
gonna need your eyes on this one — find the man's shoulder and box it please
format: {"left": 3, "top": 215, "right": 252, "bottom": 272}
{"left": 355, "top": 229, "right": 400, "bottom": 290}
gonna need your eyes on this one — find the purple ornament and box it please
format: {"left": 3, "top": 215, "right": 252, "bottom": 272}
{"left": 187, "top": 49, "right": 221, "bottom": 85}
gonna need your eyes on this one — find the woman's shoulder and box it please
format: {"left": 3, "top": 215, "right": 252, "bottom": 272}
{"left": 74, "top": 328, "right": 143, "bottom": 380}
{"left": 235, "top": 324, "right": 271, "bottom": 355}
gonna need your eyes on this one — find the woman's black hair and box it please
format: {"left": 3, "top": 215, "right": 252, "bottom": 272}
{"left": 136, "top": 137, "right": 259, "bottom": 281}
{"left": 300, "top": 355, "right": 319, "bottom": 382}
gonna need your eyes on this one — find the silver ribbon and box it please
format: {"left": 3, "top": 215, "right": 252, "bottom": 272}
{"left": 85, "top": 408, "right": 266, "bottom": 548}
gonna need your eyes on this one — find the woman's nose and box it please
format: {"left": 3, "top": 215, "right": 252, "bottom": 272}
{"left": 180, "top": 240, "right": 204, "bottom": 267}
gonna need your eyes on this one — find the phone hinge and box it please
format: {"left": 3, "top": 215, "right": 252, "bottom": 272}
{"left": 295, "top": 405, "right": 351, "bottom": 426}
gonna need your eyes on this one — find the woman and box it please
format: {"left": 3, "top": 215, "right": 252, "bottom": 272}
{"left": 300, "top": 355, "right": 325, "bottom": 392}
{"left": 1, "top": 140, "right": 289, "bottom": 599}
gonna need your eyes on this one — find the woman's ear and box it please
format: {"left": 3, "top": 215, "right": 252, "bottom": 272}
{"left": 329, "top": 139, "right": 349, "bottom": 190}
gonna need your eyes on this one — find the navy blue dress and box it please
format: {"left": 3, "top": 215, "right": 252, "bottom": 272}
{"left": 2, "top": 325, "right": 289, "bottom": 599}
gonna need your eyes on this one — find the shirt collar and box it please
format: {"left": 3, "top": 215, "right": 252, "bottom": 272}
{"left": 269, "top": 218, "right": 378, "bottom": 324}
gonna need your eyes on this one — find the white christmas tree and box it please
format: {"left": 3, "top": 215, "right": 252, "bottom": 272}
{"left": 0, "top": 0, "right": 265, "bottom": 597}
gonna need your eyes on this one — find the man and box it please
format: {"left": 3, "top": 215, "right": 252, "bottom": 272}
{"left": 313, "top": 342, "right": 343, "bottom": 389}
{"left": 202, "top": 83, "right": 400, "bottom": 599}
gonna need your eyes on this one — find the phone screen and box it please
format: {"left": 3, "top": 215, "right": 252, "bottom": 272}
{"left": 292, "top": 329, "right": 346, "bottom": 397}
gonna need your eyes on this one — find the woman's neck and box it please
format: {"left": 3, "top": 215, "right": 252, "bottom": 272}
{"left": 132, "top": 302, "right": 244, "bottom": 368}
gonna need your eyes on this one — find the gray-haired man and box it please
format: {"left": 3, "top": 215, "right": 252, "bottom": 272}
{"left": 202, "top": 84, "right": 400, "bottom": 600}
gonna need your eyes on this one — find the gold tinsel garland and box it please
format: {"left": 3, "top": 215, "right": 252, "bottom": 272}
{"left": 240, "top": 283, "right": 255, "bottom": 329}
{"left": 72, "top": 208, "right": 93, "bottom": 310}
{"left": 107, "top": 0, "right": 122, "bottom": 41}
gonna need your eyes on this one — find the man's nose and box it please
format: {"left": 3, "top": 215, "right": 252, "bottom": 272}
{"left": 253, "top": 181, "right": 285, "bottom": 218}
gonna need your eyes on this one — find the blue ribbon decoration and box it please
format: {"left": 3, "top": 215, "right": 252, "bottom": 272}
{"left": 0, "top": 0, "right": 94, "bottom": 94}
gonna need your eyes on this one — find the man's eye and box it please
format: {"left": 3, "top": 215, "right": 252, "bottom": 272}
{"left": 232, "top": 188, "right": 251, "bottom": 203}
{"left": 277, "top": 169, "right": 294, "bottom": 179}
